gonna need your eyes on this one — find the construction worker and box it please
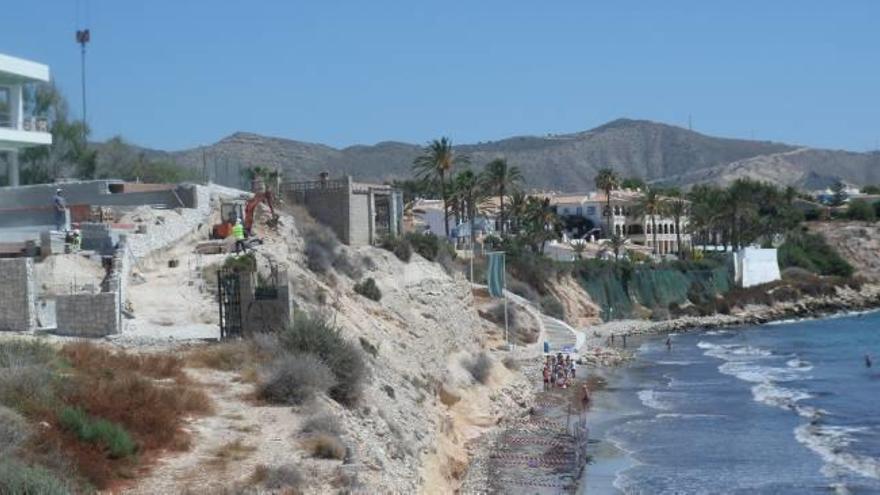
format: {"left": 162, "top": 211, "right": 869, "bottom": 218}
{"left": 233, "top": 218, "right": 246, "bottom": 254}
{"left": 52, "top": 188, "right": 68, "bottom": 232}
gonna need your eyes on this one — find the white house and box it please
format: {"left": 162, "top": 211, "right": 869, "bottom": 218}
{"left": 0, "top": 53, "right": 52, "bottom": 187}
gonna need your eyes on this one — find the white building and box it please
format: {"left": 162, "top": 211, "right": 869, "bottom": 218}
{"left": 552, "top": 190, "right": 691, "bottom": 256}
{"left": 0, "top": 53, "right": 52, "bottom": 186}
{"left": 734, "top": 247, "right": 781, "bottom": 287}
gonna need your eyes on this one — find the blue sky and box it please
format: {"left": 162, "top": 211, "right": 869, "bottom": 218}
{"left": 5, "top": 1, "right": 879, "bottom": 151}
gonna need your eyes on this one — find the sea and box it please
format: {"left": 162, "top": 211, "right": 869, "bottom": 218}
{"left": 580, "top": 312, "right": 880, "bottom": 494}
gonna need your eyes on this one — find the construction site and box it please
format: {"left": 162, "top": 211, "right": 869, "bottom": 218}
{"left": 0, "top": 169, "right": 578, "bottom": 494}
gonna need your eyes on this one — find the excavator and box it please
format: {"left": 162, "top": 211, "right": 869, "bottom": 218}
{"left": 211, "top": 190, "right": 280, "bottom": 240}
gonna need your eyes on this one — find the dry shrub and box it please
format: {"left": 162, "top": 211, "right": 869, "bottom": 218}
{"left": 61, "top": 342, "right": 184, "bottom": 381}
{"left": 502, "top": 356, "right": 520, "bottom": 371}
{"left": 462, "top": 352, "right": 492, "bottom": 385}
{"left": 302, "top": 433, "right": 346, "bottom": 460}
{"left": 186, "top": 341, "right": 253, "bottom": 371}
{"left": 0, "top": 406, "right": 29, "bottom": 455}
{"left": 251, "top": 464, "right": 303, "bottom": 491}
{"left": 300, "top": 412, "right": 342, "bottom": 436}
{"left": 0, "top": 459, "right": 72, "bottom": 495}
{"left": 258, "top": 354, "right": 336, "bottom": 405}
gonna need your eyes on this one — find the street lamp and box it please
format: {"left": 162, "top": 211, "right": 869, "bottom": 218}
{"left": 75, "top": 29, "right": 91, "bottom": 132}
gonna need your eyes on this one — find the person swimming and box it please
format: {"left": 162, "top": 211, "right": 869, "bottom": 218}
{"left": 866, "top": 354, "right": 873, "bottom": 368}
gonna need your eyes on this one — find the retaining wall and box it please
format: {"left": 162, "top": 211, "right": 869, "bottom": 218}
{"left": 55, "top": 292, "right": 120, "bottom": 337}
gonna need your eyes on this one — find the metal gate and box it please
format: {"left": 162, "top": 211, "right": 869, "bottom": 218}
{"left": 217, "top": 269, "right": 243, "bottom": 340}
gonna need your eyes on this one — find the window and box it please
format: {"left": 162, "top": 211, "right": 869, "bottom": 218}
{"left": 0, "top": 87, "right": 9, "bottom": 128}
{"left": 587, "top": 206, "right": 596, "bottom": 215}
{"left": 576, "top": 207, "right": 582, "bottom": 216}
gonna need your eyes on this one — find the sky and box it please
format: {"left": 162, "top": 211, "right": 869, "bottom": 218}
{"left": 4, "top": 1, "right": 879, "bottom": 152}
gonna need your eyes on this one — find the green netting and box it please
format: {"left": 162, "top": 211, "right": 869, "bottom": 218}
{"left": 577, "top": 259, "right": 733, "bottom": 319}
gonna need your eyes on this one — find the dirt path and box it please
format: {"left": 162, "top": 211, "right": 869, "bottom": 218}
{"left": 123, "top": 368, "right": 303, "bottom": 494}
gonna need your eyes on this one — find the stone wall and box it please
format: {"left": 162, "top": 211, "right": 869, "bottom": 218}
{"left": 0, "top": 258, "right": 36, "bottom": 331}
{"left": 55, "top": 292, "right": 120, "bottom": 337}
{"left": 348, "top": 192, "right": 370, "bottom": 246}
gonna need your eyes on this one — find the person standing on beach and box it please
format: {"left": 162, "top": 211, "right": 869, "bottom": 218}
{"left": 666, "top": 337, "right": 672, "bottom": 351}
{"left": 622, "top": 334, "right": 627, "bottom": 348}
{"left": 581, "top": 384, "right": 590, "bottom": 409}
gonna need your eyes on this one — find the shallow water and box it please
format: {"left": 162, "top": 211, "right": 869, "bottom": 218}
{"left": 581, "top": 312, "right": 880, "bottom": 494}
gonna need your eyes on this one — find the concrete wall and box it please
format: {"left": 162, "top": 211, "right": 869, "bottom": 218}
{"left": 290, "top": 187, "right": 351, "bottom": 243}
{"left": 55, "top": 292, "right": 120, "bottom": 337}
{"left": 238, "top": 270, "right": 292, "bottom": 336}
{"left": 348, "top": 192, "right": 370, "bottom": 246}
{"left": 0, "top": 258, "right": 36, "bottom": 331}
{"left": 735, "top": 247, "right": 781, "bottom": 288}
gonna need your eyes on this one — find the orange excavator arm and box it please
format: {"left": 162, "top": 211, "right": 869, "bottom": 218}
{"left": 243, "top": 191, "right": 277, "bottom": 231}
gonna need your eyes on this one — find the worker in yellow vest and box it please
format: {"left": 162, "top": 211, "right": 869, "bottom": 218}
{"left": 232, "top": 218, "right": 246, "bottom": 253}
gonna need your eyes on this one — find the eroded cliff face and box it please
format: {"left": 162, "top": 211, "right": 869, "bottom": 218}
{"left": 810, "top": 221, "right": 880, "bottom": 281}
{"left": 255, "top": 211, "right": 532, "bottom": 494}
{"left": 545, "top": 274, "right": 603, "bottom": 327}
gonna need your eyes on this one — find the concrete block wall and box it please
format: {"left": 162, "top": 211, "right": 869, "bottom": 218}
{"left": 0, "top": 258, "right": 36, "bottom": 331}
{"left": 348, "top": 193, "right": 370, "bottom": 246}
{"left": 80, "top": 222, "right": 119, "bottom": 254}
{"left": 293, "top": 187, "right": 351, "bottom": 244}
{"left": 55, "top": 292, "right": 120, "bottom": 337}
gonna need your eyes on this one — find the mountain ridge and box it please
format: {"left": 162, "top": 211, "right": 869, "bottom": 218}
{"left": 125, "top": 119, "right": 880, "bottom": 191}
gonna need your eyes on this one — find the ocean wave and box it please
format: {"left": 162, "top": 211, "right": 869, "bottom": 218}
{"left": 786, "top": 358, "right": 814, "bottom": 371}
{"left": 719, "top": 361, "right": 805, "bottom": 383}
{"left": 752, "top": 382, "right": 812, "bottom": 409}
{"left": 795, "top": 424, "right": 880, "bottom": 480}
{"left": 656, "top": 360, "right": 695, "bottom": 366}
{"left": 638, "top": 389, "right": 674, "bottom": 411}
{"left": 656, "top": 413, "right": 724, "bottom": 419}
{"left": 698, "top": 341, "right": 772, "bottom": 360}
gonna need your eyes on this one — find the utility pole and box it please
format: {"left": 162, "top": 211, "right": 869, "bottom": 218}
{"left": 76, "top": 28, "right": 91, "bottom": 134}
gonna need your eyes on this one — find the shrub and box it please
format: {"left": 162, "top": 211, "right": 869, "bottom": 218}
{"left": 281, "top": 313, "right": 367, "bottom": 407}
{"left": 0, "top": 339, "right": 55, "bottom": 368}
{"left": 257, "top": 354, "right": 336, "bottom": 405}
{"left": 380, "top": 237, "right": 412, "bottom": 262}
{"left": 304, "top": 226, "right": 341, "bottom": 274}
{"left": 0, "top": 406, "right": 29, "bottom": 455}
{"left": 300, "top": 412, "right": 342, "bottom": 436}
{"left": 405, "top": 232, "right": 455, "bottom": 262}
{"left": 186, "top": 341, "right": 253, "bottom": 372}
{"left": 332, "top": 253, "right": 363, "bottom": 279}
{"left": 847, "top": 199, "right": 876, "bottom": 221}
{"left": 353, "top": 278, "right": 382, "bottom": 301}
{"left": 61, "top": 342, "right": 184, "bottom": 381}
{"left": 58, "top": 407, "right": 137, "bottom": 458}
{"left": 507, "top": 278, "right": 538, "bottom": 303}
{"left": 0, "top": 459, "right": 71, "bottom": 495}
{"left": 252, "top": 464, "right": 303, "bottom": 491}
{"left": 222, "top": 252, "right": 257, "bottom": 273}
{"left": 462, "top": 352, "right": 492, "bottom": 385}
{"left": 0, "top": 340, "right": 59, "bottom": 415}
{"left": 540, "top": 295, "right": 566, "bottom": 320}
{"left": 303, "top": 433, "right": 346, "bottom": 460}
{"left": 779, "top": 232, "right": 854, "bottom": 277}
{"left": 502, "top": 356, "right": 520, "bottom": 371}
{"left": 650, "top": 306, "right": 671, "bottom": 321}
{"left": 358, "top": 337, "right": 378, "bottom": 358}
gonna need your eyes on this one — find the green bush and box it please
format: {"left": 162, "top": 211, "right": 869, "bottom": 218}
{"left": 281, "top": 313, "right": 367, "bottom": 407}
{"left": 539, "top": 295, "right": 565, "bottom": 320}
{"left": 405, "top": 232, "right": 455, "bottom": 262}
{"left": 0, "top": 407, "right": 29, "bottom": 455}
{"left": 0, "top": 340, "right": 59, "bottom": 415}
{"left": 353, "top": 278, "right": 382, "bottom": 301}
{"left": 0, "top": 459, "right": 71, "bottom": 495}
{"left": 380, "top": 237, "right": 412, "bottom": 262}
{"left": 847, "top": 199, "right": 876, "bottom": 221}
{"left": 779, "top": 232, "right": 854, "bottom": 277}
{"left": 222, "top": 252, "right": 257, "bottom": 272}
{"left": 303, "top": 226, "right": 341, "bottom": 274}
{"left": 58, "top": 407, "right": 136, "bottom": 458}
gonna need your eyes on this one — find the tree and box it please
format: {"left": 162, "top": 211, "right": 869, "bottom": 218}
{"left": 482, "top": 158, "right": 523, "bottom": 235}
{"left": 636, "top": 188, "right": 664, "bottom": 255}
{"left": 18, "top": 82, "right": 94, "bottom": 183}
{"left": 607, "top": 234, "right": 626, "bottom": 261}
{"left": 521, "top": 197, "right": 559, "bottom": 253}
{"left": 830, "top": 180, "right": 847, "bottom": 207}
{"left": 687, "top": 184, "right": 724, "bottom": 249}
{"left": 594, "top": 168, "right": 620, "bottom": 237}
{"left": 413, "top": 137, "right": 469, "bottom": 238}
{"left": 621, "top": 177, "right": 645, "bottom": 190}
{"left": 664, "top": 189, "right": 688, "bottom": 258}
{"left": 570, "top": 240, "right": 586, "bottom": 260}
{"left": 450, "top": 169, "right": 488, "bottom": 248}
{"left": 847, "top": 199, "right": 876, "bottom": 221}
{"left": 507, "top": 190, "right": 528, "bottom": 235}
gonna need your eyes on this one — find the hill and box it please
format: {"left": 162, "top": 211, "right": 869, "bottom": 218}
{"left": 128, "top": 119, "right": 880, "bottom": 191}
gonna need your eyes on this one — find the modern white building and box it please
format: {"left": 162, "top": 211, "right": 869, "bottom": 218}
{"left": 0, "top": 53, "right": 52, "bottom": 186}
{"left": 734, "top": 247, "right": 781, "bottom": 288}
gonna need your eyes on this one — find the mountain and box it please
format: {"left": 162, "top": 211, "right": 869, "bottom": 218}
{"left": 132, "top": 119, "right": 880, "bottom": 191}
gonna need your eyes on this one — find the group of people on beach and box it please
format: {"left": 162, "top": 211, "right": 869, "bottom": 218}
{"left": 542, "top": 353, "right": 576, "bottom": 390}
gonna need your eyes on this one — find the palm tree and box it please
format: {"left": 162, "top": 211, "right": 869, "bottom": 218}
{"left": 412, "top": 137, "right": 469, "bottom": 238}
{"left": 607, "top": 234, "right": 626, "bottom": 262}
{"left": 451, "top": 169, "right": 487, "bottom": 248}
{"left": 507, "top": 190, "right": 528, "bottom": 235}
{"left": 482, "top": 158, "right": 523, "bottom": 235}
{"left": 570, "top": 240, "right": 586, "bottom": 260}
{"left": 636, "top": 188, "right": 664, "bottom": 255}
{"left": 688, "top": 184, "right": 723, "bottom": 250}
{"left": 594, "top": 168, "right": 620, "bottom": 237}
{"left": 522, "top": 197, "right": 559, "bottom": 253}
{"left": 664, "top": 189, "right": 688, "bottom": 258}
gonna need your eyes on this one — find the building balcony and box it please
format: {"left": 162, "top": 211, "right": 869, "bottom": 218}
{"left": 0, "top": 119, "right": 52, "bottom": 149}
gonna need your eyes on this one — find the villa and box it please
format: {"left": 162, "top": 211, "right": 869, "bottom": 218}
{"left": 0, "top": 53, "right": 52, "bottom": 187}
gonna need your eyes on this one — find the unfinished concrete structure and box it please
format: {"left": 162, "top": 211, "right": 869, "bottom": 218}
{"left": 0, "top": 53, "right": 52, "bottom": 187}
{"left": 218, "top": 265, "right": 292, "bottom": 338}
{"left": 0, "top": 258, "right": 36, "bottom": 331}
{"left": 283, "top": 175, "right": 402, "bottom": 246}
